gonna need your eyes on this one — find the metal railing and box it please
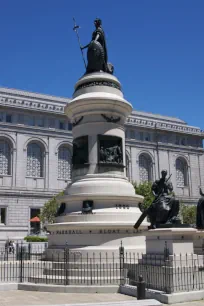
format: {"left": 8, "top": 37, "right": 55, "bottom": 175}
{"left": 0, "top": 242, "right": 204, "bottom": 293}
{"left": 125, "top": 245, "right": 204, "bottom": 293}
{"left": 0, "top": 244, "right": 125, "bottom": 285}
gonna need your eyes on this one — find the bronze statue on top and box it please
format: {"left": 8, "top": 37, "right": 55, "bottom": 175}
{"left": 134, "top": 170, "right": 181, "bottom": 229}
{"left": 80, "top": 18, "right": 114, "bottom": 74}
{"left": 196, "top": 188, "right": 204, "bottom": 229}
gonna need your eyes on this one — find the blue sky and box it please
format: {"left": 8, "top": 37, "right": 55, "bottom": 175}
{"left": 0, "top": 1, "right": 203, "bottom": 129}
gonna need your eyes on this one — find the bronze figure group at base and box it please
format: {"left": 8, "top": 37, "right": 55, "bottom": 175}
{"left": 134, "top": 170, "right": 181, "bottom": 230}
{"left": 134, "top": 170, "right": 204, "bottom": 230}
{"left": 196, "top": 188, "right": 204, "bottom": 229}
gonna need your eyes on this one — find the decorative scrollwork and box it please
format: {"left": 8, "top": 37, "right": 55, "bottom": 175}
{"left": 82, "top": 200, "right": 94, "bottom": 214}
{"left": 101, "top": 114, "right": 120, "bottom": 123}
{"left": 72, "top": 116, "right": 84, "bottom": 127}
{"left": 75, "top": 81, "right": 121, "bottom": 92}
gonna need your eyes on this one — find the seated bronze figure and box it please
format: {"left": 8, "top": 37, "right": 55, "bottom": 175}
{"left": 196, "top": 188, "right": 204, "bottom": 229}
{"left": 134, "top": 170, "right": 181, "bottom": 229}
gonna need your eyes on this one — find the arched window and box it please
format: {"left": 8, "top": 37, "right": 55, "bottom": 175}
{"left": 126, "top": 153, "right": 130, "bottom": 181}
{"left": 176, "top": 157, "right": 188, "bottom": 187}
{"left": 58, "top": 146, "right": 71, "bottom": 180}
{"left": 139, "top": 154, "right": 152, "bottom": 182}
{"left": 0, "top": 140, "right": 11, "bottom": 175}
{"left": 26, "top": 143, "right": 43, "bottom": 177}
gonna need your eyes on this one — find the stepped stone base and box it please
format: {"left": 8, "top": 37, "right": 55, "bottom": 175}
{"left": 127, "top": 227, "right": 204, "bottom": 294}
{"left": 194, "top": 230, "right": 204, "bottom": 255}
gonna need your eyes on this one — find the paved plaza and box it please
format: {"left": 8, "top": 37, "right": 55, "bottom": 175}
{"left": 0, "top": 291, "right": 204, "bottom": 306}
{"left": 0, "top": 291, "right": 135, "bottom": 306}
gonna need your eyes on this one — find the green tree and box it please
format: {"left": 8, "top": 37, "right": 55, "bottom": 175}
{"left": 180, "top": 203, "right": 196, "bottom": 225}
{"left": 133, "top": 181, "right": 154, "bottom": 210}
{"left": 40, "top": 191, "right": 64, "bottom": 224}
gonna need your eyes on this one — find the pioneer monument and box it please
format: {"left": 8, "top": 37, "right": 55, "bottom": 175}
{"left": 45, "top": 18, "right": 148, "bottom": 259}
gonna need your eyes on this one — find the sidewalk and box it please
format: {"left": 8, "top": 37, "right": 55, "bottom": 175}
{"left": 0, "top": 291, "right": 134, "bottom": 306}
{"left": 0, "top": 290, "right": 204, "bottom": 306}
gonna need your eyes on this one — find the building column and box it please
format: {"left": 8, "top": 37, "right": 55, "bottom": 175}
{"left": 188, "top": 154, "right": 193, "bottom": 197}
{"left": 12, "top": 148, "right": 17, "bottom": 187}
{"left": 45, "top": 151, "right": 49, "bottom": 189}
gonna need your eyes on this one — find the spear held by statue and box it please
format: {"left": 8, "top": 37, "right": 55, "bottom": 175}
{"left": 73, "top": 17, "right": 87, "bottom": 69}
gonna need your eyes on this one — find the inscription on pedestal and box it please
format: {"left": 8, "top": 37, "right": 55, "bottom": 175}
{"left": 51, "top": 229, "right": 139, "bottom": 235}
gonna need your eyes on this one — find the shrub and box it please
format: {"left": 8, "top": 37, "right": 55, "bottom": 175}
{"left": 24, "top": 236, "right": 48, "bottom": 242}
{"left": 40, "top": 190, "right": 64, "bottom": 224}
{"left": 133, "top": 181, "right": 154, "bottom": 210}
{"left": 180, "top": 203, "right": 196, "bottom": 225}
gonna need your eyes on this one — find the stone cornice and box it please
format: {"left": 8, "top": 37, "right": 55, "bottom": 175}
{"left": 126, "top": 117, "right": 202, "bottom": 136}
{"left": 0, "top": 87, "right": 69, "bottom": 103}
{"left": 0, "top": 88, "right": 69, "bottom": 115}
{"left": 0, "top": 95, "right": 65, "bottom": 114}
{"left": 125, "top": 138, "right": 204, "bottom": 153}
{"left": 0, "top": 188, "right": 60, "bottom": 197}
{"left": 0, "top": 87, "right": 203, "bottom": 137}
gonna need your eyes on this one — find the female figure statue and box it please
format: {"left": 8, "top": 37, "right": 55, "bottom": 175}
{"left": 81, "top": 18, "right": 113, "bottom": 74}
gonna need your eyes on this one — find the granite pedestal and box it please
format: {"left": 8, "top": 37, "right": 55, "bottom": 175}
{"left": 128, "top": 227, "right": 204, "bottom": 294}
{"left": 194, "top": 230, "right": 204, "bottom": 255}
{"left": 45, "top": 72, "right": 148, "bottom": 260}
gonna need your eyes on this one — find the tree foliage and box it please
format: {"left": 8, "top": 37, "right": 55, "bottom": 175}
{"left": 133, "top": 181, "right": 154, "bottom": 210}
{"left": 40, "top": 191, "right": 64, "bottom": 224}
{"left": 180, "top": 203, "right": 196, "bottom": 225}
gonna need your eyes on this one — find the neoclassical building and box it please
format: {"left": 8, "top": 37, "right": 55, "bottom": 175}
{"left": 0, "top": 87, "right": 203, "bottom": 241}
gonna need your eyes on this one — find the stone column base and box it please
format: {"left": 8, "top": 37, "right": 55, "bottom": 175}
{"left": 127, "top": 227, "right": 204, "bottom": 294}
{"left": 194, "top": 230, "right": 204, "bottom": 255}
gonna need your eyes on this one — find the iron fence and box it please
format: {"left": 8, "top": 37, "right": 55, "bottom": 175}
{"left": 0, "top": 244, "right": 125, "bottom": 285}
{"left": 0, "top": 243, "right": 204, "bottom": 293}
{"left": 125, "top": 246, "right": 204, "bottom": 293}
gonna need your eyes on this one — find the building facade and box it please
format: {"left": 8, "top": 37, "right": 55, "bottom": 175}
{"left": 0, "top": 87, "right": 203, "bottom": 240}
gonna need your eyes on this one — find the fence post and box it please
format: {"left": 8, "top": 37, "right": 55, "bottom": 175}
{"left": 28, "top": 243, "right": 31, "bottom": 260}
{"left": 137, "top": 275, "right": 146, "bottom": 300}
{"left": 164, "top": 241, "right": 170, "bottom": 293}
{"left": 19, "top": 245, "right": 23, "bottom": 283}
{"left": 119, "top": 241, "right": 125, "bottom": 285}
{"left": 5, "top": 243, "right": 8, "bottom": 261}
{"left": 16, "top": 242, "right": 19, "bottom": 261}
{"left": 64, "top": 244, "right": 69, "bottom": 286}
{"left": 202, "top": 239, "right": 204, "bottom": 266}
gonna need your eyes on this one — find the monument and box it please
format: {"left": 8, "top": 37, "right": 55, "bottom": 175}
{"left": 45, "top": 18, "right": 148, "bottom": 259}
